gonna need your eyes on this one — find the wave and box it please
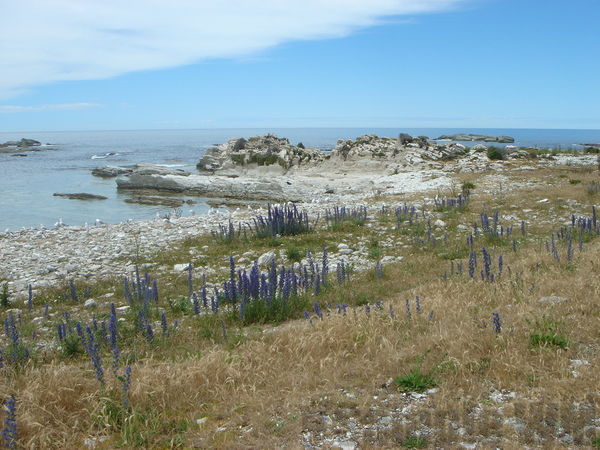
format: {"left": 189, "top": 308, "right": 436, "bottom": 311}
{"left": 91, "top": 152, "right": 119, "bottom": 159}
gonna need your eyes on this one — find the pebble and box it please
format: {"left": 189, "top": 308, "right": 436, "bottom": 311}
{"left": 538, "top": 296, "right": 568, "bottom": 304}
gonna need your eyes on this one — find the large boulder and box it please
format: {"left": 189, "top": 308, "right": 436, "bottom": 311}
{"left": 91, "top": 166, "right": 134, "bottom": 178}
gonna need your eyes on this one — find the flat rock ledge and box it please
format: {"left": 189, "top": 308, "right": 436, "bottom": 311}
{"left": 53, "top": 193, "right": 108, "bottom": 201}
{"left": 117, "top": 173, "right": 292, "bottom": 202}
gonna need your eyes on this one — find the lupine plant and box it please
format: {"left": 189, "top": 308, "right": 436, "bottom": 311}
{"left": 252, "top": 203, "right": 315, "bottom": 238}
{"left": 2, "top": 395, "right": 17, "bottom": 448}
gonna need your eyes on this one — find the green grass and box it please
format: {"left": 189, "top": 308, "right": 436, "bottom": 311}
{"left": 591, "top": 436, "right": 600, "bottom": 448}
{"left": 529, "top": 317, "right": 568, "bottom": 350}
{"left": 394, "top": 369, "right": 437, "bottom": 393}
{"left": 285, "top": 245, "right": 304, "bottom": 263}
{"left": 402, "top": 436, "right": 428, "bottom": 448}
{"left": 529, "top": 332, "right": 568, "bottom": 349}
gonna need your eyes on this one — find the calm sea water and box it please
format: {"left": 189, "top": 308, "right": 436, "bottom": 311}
{"left": 0, "top": 127, "right": 599, "bottom": 231}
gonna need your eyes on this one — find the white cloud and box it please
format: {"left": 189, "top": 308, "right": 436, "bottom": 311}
{"left": 0, "top": 103, "right": 101, "bottom": 113}
{"left": 0, "top": 0, "right": 464, "bottom": 99}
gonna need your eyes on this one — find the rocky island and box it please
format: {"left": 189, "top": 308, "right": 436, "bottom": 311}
{"left": 435, "top": 133, "right": 515, "bottom": 143}
{"left": 0, "top": 138, "right": 44, "bottom": 153}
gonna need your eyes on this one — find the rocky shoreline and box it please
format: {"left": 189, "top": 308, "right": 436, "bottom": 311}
{"left": 96, "top": 133, "right": 596, "bottom": 205}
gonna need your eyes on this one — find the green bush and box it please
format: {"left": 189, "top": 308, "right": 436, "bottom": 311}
{"left": 487, "top": 146, "right": 506, "bottom": 160}
{"left": 569, "top": 179, "right": 581, "bottom": 185}
{"left": 1, "top": 282, "right": 10, "bottom": 307}
{"left": 61, "top": 334, "right": 85, "bottom": 358}
{"left": 230, "top": 154, "right": 245, "bottom": 165}
{"left": 285, "top": 246, "right": 303, "bottom": 263}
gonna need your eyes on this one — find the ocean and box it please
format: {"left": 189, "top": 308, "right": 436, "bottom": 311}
{"left": 0, "top": 127, "right": 599, "bottom": 231}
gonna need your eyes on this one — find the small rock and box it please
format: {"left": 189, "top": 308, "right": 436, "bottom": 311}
{"left": 337, "top": 243, "right": 349, "bottom": 249}
{"left": 257, "top": 251, "right": 276, "bottom": 266}
{"left": 332, "top": 440, "right": 357, "bottom": 450}
{"left": 537, "top": 198, "right": 549, "bottom": 203}
{"left": 434, "top": 219, "right": 446, "bottom": 228}
{"left": 538, "top": 296, "right": 568, "bottom": 304}
{"left": 196, "top": 417, "right": 208, "bottom": 425}
{"left": 84, "top": 299, "right": 97, "bottom": 308}
{"left": 173, "top": 263, "right": 190, "bottom": 272}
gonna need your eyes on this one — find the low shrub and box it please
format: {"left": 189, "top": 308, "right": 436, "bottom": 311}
{"left": 487, "top": 146, "right": 507, "bottom": 160}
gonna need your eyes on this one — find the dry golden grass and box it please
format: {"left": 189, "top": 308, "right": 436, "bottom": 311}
{"left": 1, "top": 163, "right": 599, "bottom": 448}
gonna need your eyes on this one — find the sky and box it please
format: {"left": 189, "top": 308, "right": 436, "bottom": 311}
{"left": 0, "top": 0, "right": 599, "bottom": 132}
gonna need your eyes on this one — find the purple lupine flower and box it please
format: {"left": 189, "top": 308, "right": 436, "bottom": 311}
{"left": 27, "top": 284, "right": 33, "bottom": 311}
{"left": 161, "top": 312, "right": 169, "bottom": 337}
{"left": 85, "top": 326, "right": 104, "bottom": 385}
{"left": 405, "top": 298, "right": 411, "bottom": 320}
{"left": 188, "top": 263, "right": 194, "bottom": 298}
{"left": 99, "top": 321, "right": 107, "bottom": 346}
{"left": 313, "top": 302, "right": 323, "bottom": 319}
{"left": 145, "top": 324, "right": 154, "bottom": 343}
{"left": 192, "top": 293, "right": 200, "bottom": 315}
{"left": 498, "top": 255, "right": 504, "bottom": 276}
{"left": 121, "top": 366, "right": 132, "bottom": 410}
{"left": 551, "top": 237, "right": 560, "bottom": 262}
{"left": 375, "top": 260, "right": 384, "bottom": 279}
{"left": 123, "top": 277, "right": 132, "bottom": 303}
{"left": 415, "top": 296, "right": 421, "bottom": 314}
{"left": 482, "top": 247, "right": 491, "bottom": 280}
{"left": 428, "top": 311, "right": 434, "bottom": 321}
{"left": 57, "top": 323, "right": 65, "bottom": 341}
{"left": 2, "top": 395, "right": 17, "bottom": 449}
{"left": 69, "top": 279, "right": 78, "bottom": 302}
{"left": 44, "top": 303, "right": 49, "bottom": 319}
{"left": 321, "top": 247, "right": 328, "bottom": 286}
{"left": 567, "top": 237, "right": 574, "bottom": 262}
{"left": 492, "top": 312, "right": 502, "bottom": 333}
{"left": 303, "top": 311, "right": 310, "bottom": 320}
{"left": 314, "top": 273, "right": 321, "bottom": 296}
{"left": 365, "top": 304, "right": 370, "bottom": 315}
{"left": 389, "top": 305, "right": 396, "bottom": 319}
{"left": 375, "top": 300, "right": 384, "bottom": 310}
{"left": 468, "top": 250, "right": 477, "bottom": 279}
{"left": 512, "top": 239, "right": 517, "bottom": 253}
{"left": 152, "top": 280, "right": 159, "bottom": 302}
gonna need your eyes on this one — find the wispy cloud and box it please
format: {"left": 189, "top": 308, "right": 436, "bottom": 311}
{"left": 0, "top": 0, "right": 466, "bottom": 99}
{"left": 0, "top": 103, "right": 102, "bottom": 113}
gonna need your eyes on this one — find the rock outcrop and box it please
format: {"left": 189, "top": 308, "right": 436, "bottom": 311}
{"left": 436, "top": 133, "right": 515, "bottom": 143}
{"left": 0, "top": 138, "right": 42, "bottom": 148}
{"left": 330, "top": 134, "right": 468, "bottom": 163}
{"left": 197, "top": 134, "right": 324, "bottom": 175}
{"left": 53, "top": 193, "right": 108, "bottom": 200}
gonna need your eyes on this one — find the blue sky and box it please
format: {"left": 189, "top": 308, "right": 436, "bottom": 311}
{"left": 0, "top": 0, "right": 598, "bottom": 131}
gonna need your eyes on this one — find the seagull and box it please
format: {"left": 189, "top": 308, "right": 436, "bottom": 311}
{"left": 54, "top": 218, "right": 65, "bottom": 228}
